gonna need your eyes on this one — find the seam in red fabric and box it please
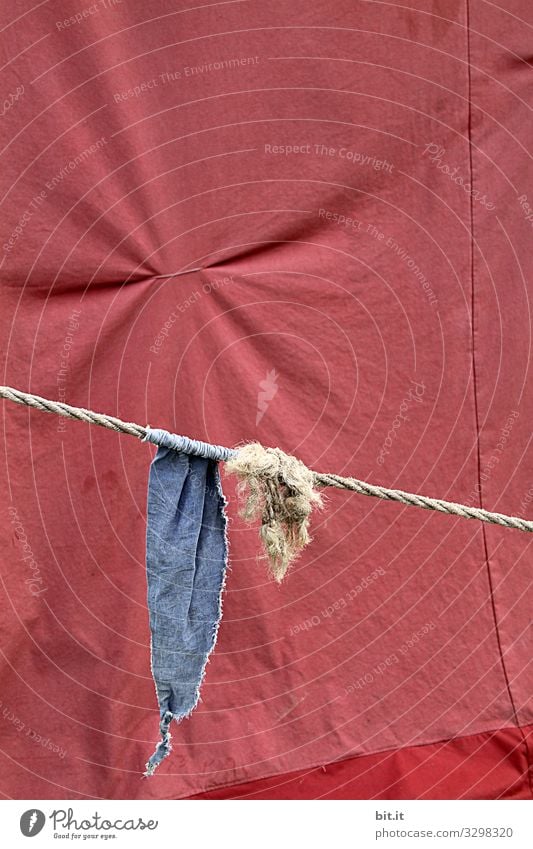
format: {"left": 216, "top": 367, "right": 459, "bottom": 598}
{"left": 465, "top": 0, "right": 533, "bottom": 800}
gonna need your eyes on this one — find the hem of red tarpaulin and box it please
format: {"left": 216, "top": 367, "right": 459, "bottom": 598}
{"left": 179, "top": 723, "right": 533, "bottom": 800}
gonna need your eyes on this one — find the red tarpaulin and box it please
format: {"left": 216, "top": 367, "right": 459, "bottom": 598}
{"left": 0, "top": 0, "right": 531, "bottom": 799}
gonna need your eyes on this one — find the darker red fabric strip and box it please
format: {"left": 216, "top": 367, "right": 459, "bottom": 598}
{"left": 189, "top": 724, "right": 533, "bottom": 800}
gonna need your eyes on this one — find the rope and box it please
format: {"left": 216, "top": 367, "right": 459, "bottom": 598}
{"left": 2, "top": 384, "right": 532, "bottom": 542}
{"left": 0, "top": 385, "right": 146, "bottom": 440}
{"left": 313, "top": 472, "right": 532, "bottom": 532}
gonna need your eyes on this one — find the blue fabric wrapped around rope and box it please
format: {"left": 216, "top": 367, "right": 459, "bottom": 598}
{"left": 142, "top": 430, "right": 230, "bottom": 776}
{"left": 142, "top": 426, "right": 237, "bottom": 462}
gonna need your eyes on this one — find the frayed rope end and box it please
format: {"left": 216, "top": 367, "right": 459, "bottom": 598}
{"left": 225, "top": 442, "right": 323, "bottom": 582}
{"left": 143, "top": 710, "right": 173, "bottom": 778}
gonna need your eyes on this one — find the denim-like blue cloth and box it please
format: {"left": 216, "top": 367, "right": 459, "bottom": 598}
{"left": 143, "top": 442, "right": 229, "bottom": 775}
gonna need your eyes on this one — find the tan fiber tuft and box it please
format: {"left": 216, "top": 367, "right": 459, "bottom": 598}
{"left": 225, "top": 442, "right": 323, "bottom": 581}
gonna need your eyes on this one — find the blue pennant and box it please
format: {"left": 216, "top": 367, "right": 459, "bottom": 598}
{"left": 143, "top": 440, "right": 229, "bottom": 776}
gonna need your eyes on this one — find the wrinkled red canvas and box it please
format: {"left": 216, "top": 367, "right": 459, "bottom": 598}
{"left": 0, "top": 0, "right": 531, "bottom": 800}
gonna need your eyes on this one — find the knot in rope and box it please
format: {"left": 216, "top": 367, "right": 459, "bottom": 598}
{"left": 226, "top": 443, "right": 323, "bottom": 582}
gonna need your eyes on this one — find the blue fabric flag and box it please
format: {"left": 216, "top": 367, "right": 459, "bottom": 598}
{"left": 143, "top": 440, "right": 229, "bottom": 776}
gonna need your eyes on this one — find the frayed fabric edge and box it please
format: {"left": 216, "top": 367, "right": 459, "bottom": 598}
{"left": 144, "top": 710, "right": 173, "bottom": 777}
{"left": 143, "top": 462, "right": 231, "bottom": 778}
